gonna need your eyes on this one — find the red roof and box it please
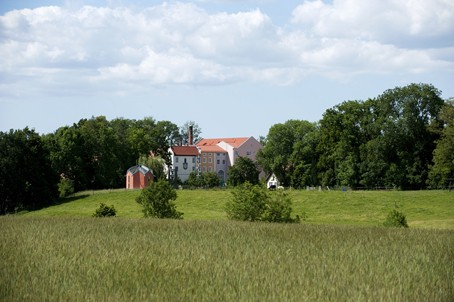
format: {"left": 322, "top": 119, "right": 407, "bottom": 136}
{"left": 197, "top": 137, "right": 250, "bottom": 148}
{"left": 198, "top": 145, "right": 227, "bottom": 153}
{"left": 171, "top": 146, "right": 199, "bottom": 156}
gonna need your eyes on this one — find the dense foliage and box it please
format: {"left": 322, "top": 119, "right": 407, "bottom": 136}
{"left": 186, "top": 171, "right": 221, "bottom": 188}
{"left": 383, "top": 209, "right": 408, "bottom": 228}
{"left": 0, "top": 128, "right": 58, "bottom": 214}
{"left": 92, "top": 203, "right": 117, "bottom": 217}
{"left": 227, "top": 157, "right": 260, "bottom": 186}
{"left": 258, "top": 83, "right": 447, "bottom": 189}
{"left": 136, "top": 179, "right": 182, "bottom": 219}
{"left": 226, "top": 182, "right": 298, "bottom": 223}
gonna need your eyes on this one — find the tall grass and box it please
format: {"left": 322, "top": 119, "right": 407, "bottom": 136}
{"left": 1, "top": 217, "right": 453, "bottom": 301}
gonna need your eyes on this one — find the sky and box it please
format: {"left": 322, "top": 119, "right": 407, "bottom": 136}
{"left": 1, "top": 0, "right": 453, "bottom": 139}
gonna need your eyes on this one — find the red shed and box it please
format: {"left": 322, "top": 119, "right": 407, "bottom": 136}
{"left": 126, "top": 165, "right": 153, "bottom": 189}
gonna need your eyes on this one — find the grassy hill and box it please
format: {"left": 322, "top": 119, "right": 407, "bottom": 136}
{"left": 22, "top": 188, "right": 454, "bottom": 229}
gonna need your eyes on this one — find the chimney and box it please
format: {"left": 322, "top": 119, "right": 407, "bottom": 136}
{"left": 188, "top": 125, "right": 193, "bottom": 145}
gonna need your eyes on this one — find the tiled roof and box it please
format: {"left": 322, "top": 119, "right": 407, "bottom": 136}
{"left": 127, "top": 165, "right": 151, "bottom": 175}
{"left": 171, "top": 146, "right": 199, "bottom": 156}
{"left": 198, "top": 145, "right": 227, "bottom": 153}
{"left": 197, "top": 137, "right": 250, "bottom": 148}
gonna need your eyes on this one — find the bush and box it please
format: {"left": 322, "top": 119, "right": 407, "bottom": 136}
{"left": 383, "top": 209, "right": 408, "bottom": 228}
{"left": 226, "top": 182, "right": 298, "bottom": 223}
{"left": 226, "top": 182, "right": 267, "bottom": 221}
{"left": 136, "top": 179, "right": 183, "bottom": 219}
{"left": 263, "top": 190, "right": 297, "bottom": 223}
{"left": 93, "top": 203, "right": 116, "bottom": 217}
{"left": 58, "top": 178, "right": 74, "bottom": 198}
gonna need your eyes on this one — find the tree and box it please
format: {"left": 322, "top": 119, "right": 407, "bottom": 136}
{"left": 226, "top": 182, "right": 267, "bottom": 221}
{"left": 136, "top": 179, "right": 182, "bottom": 219}
{"left": 227, "top": 157, "right": 260, "bottom": 186}
{"left": 258, "top": 120, "right": 319, "bottom": 187}
{"left": 186, "top": 171, "right": 221, "bottom": 188}
{"left": 0, "top": 128, "right": 58, "bottom": 214}
{"left": 428, "top": 100, "right": 454, "bottom": 188}
{"left": 138, "top": 154, "right": 166, "bottom": 180}
{"left": 179, "top": 121, "right": 202, "bottom": 145}
{"left": 226, "top": 182, "right": 298, "bottom": 223}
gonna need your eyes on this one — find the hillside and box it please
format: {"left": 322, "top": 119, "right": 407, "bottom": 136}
{"left": 22, "top": 189, "right": 454, "bottom": 229}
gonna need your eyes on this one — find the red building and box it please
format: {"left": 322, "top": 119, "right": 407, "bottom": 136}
{"left": 126, "top": 165, "right": 153, "bottom": 189}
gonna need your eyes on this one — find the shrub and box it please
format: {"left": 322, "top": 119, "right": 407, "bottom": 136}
{"left": 226, "top": 182, "right": 267, "bottom": 221}
{"left": 383, "top": 209, "right": 408, "bottom": 228}
{"left": 58, "top": 178, "right": 74, "bottom": 198}
{"left": 136, "top": 179, "right": 183, "bottom": 219}
{"left": 93, "top": 203, "right": 116, "bottom": 217}
{"left": 263, "top": 190, "right": 297, "bottom": 223}
{"left": 226, "top": 182, "right": 298, "bottom": 223}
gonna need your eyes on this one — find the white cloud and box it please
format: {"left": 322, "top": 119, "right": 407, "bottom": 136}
{"left": 0, "top": 1, "right": 452, "bottom": 97}
{"left": 291, "top": 0, "right": 454, "bottom": 47}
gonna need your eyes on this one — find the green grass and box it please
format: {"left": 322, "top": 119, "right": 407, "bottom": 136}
{"left": 1, "top": 217, "right": 453, "bottom": 301}
{"left": 23, "top": 189, "right": 454, "bottom": 229}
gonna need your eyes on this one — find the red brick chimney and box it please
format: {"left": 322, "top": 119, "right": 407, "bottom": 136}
{"left": 188, "top": 125, "right": 193, "bottom": 145}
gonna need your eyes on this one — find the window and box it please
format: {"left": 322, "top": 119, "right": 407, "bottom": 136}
{"left": 175, "top": 157, "right": 179, "bottom": 163}
{"left": 203, "top": 158, "right": 206, "bottom": 163}
{"left": 217, "top": 153, "right": 220, "bottom": 156}
{"left": 192, "top": 166, "right": 195, "bottom": 171}
{"left": 208, "top": 153, "right": 212, "bottom": 157}
{"left": 208, "top": 157, "right": 212, "bottom": 163}
{"left": 203, "top": 153, "right": 206, "bottom": 157}
{"left": 222, "top": 160, "right": 226, "bottom": 164}
{"left": 202, "top": 167, "right": 206, "bottom": 172}
{"left": 217, "top": 160, "right": 220, "bottom": 164}
{"left": 192, "top": 157, "right": 196, "bottom": 163}
{"left": 208, "top": 167, "right": 212, "bottom": 172}
{"left": 246, "top": 151, "right": 252, "bottom": 156}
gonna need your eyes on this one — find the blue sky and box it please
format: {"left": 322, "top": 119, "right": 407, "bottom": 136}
{"left": 1, "top": 0, "right": 453, "bottom": 138}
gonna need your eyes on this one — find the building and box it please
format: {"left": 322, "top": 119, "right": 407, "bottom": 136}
{"left": 167, "top": 145, "right": 200, "bottom": 183}
{"left": 126, "top": 165, "right": 153, "bottom": 189}
{"left": 196, "top": 136, "right": 262, "bottom": 184}
{"left": 266, "top": 173, "right": 280, "bottom": 189}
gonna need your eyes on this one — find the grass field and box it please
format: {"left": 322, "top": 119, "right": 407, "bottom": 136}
{"left": 22, "top": 189, "right": 454, "bottom": 229}
{"left": 3, "top": 189, "right": 452, "bottom": 300}
{"left": 1, "top": 217, "right": 453, "bottom": 301}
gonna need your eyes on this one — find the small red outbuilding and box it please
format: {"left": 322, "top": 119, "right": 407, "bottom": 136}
{"left": 126, "top": 165, "right": 153, "bottom": 189}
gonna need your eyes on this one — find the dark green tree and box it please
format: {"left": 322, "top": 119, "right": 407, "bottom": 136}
{"left": 227, "top": 157, "right": 260, "bottom": 186}
{"left": 136, "top": 179, "right": 182, "bottom": 219}
{"left": 428, "top": 100, "right": 454, "bottom": 188}
{"left": 0, "top": 128, "right": 58, "bottom": 214}
{"left": 258, "top": 120, "right": 319, "bottom": 187}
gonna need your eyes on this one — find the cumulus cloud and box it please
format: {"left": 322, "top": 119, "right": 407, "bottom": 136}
{"left": 0, "top": 0, "right": 452, "bottom": 97}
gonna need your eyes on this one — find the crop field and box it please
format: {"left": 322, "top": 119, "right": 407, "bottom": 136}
{"left": 2, "top": 189, "right": 453, "bottom": 301}
{"left": 1, "top": 217, "right": 453, "bottom": 301}
{"left": 22, "top": 189, "right": 454, "bottom": 229}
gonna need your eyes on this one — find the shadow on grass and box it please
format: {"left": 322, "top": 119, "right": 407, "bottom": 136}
{"left": 54, "top": 194, "right": 91, "bottom": 206}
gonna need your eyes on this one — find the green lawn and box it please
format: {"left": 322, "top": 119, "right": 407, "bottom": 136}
{"left": 22, "top": 189, "right": 454, "bottom": 229}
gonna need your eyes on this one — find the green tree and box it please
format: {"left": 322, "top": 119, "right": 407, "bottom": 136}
{"left": 0, "top": 128, "right": 58, "bottom": 214}
{"left": 136, "top": 179, "right": 182, "bottom": 219}
{"left": 138, "top": 154, "right": 166, "bottom": 180}
{"left": 226, "top": 182, "right": 298, "bottom": 223}
{"left": 179, "top": 121, "right": 202, "bottom": 145}
{"left": 258, "top": 120, "right": 319, "bottom": 187}
{"left": 428, "top": 100, "right": 454, "bottom": 188}
{"left": 226, "top": 182, "right": 267, "bottom": 221}
{"left": 227, "top": 157, "right": 260, "bottom": 186}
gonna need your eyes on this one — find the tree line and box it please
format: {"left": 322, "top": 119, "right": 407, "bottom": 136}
{"left": 258, "top": 83, "right": 454, "bottom": 190}
{"left": 0, "top": 117, "right": 200, "bottom": 214}
{"left": 0, "top": 83, "right": 452, "bottom": 214}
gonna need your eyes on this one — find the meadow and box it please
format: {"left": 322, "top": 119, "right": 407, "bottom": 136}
{"left": 1, "top": 217, "right": 453, "bottom": 301}
{"left": 22, "top": 189, "right": 454, "bottom": 229}
{"left": 2, "top": 189, "right": 453, "bottom": 301}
